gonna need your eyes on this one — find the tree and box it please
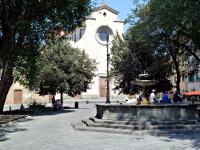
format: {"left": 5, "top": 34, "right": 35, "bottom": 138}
{"left": 36, "top": 39, "right": 96, "bottom": 103}
{"left": 110, "top": 34, "right": 141, "bottom": 94}
{"left": 110, "top": 32, "right": 173, "bottom": 95}
{"left": 0, "top": 0, "right": 92, "bottom": 112}
{"left": 126, "top": 0, "right": 194, "bottom": 91}
{"left": 130, "top": 0, "right": 200, "bottom": 62}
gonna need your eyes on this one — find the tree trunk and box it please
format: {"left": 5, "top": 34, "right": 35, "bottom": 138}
{"left": 174, "top": 63, "right": 181, "bottom": 92}
{"left": 0, "top": 60, "right": 13, "bottom": 113}
{"left": 60, "top": 92, "right": 63, "bottom": 104}
{"left": 0, "top": 34, "right": 15, "bottom": 113}
{"left": 0, "top": 31, "right": 15, "bottom": 113}
{"left": 168, "top": 44, "right": 181, "bottom": 92}
{"left": 51, "top": 95, "right": 55, "bottom": 105}
{"left": 0, "top": 0, "right": 17, "bottom": 113}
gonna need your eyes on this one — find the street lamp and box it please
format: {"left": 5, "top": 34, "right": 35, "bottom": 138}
{"left": 0, "top": 68, "right": 2, "bottom": 80}
{"left": 106, "top": 34, "right": 110, "bottom": 103}
{"left": 0, "top": 62, "right": 2, "bottom": 80}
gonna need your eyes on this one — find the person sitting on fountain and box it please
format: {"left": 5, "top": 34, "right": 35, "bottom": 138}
{"left": 139, "top": 93, "right": 150, "bottom": 105}
{"left": 126, "top": 94, "right": 138, "bottom": 104}
{"left": 162, "top": 91, "right": 171, "bottom": 103}
{"left": 149, "top": 89, "right": 159, "bottom": 104}
{"left": 173, "top": 90, "right": 182, "bottom": 103}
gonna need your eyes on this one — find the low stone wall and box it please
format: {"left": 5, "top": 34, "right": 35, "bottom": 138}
{"left": 96, "top": 104, "right": 199, "bottom": 121}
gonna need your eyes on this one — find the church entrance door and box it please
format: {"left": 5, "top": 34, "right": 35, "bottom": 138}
{"left": 99, "top": 77, "right": 107, "bottom": 97}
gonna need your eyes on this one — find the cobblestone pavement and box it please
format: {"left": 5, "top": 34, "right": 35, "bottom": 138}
{"left": 1, "top": 103, "right": 200, "bottom": 150}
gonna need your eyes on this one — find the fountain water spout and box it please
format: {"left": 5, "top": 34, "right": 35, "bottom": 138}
{"left": 134, "top": 72, "right": 157, "bottom": 104}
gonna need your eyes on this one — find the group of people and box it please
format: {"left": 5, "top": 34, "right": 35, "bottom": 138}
{"left": 126, "top": 89, "right": 183, "bottom": 104}
{"left": 149, "top": 90, "right": 182, "bottom": 104}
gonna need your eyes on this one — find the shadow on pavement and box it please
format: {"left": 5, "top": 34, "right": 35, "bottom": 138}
{"left": 31, "top": 108, "right": 75, "bottom": 116}
{"left": 149, "top": 130, "right": 200, "bottom": 149}
{"left": 0, "top": 119, "right": 28, "bottom": 142}
{"left": 3, "top": 107, "right": 76, "bottom": 117}
{"left": 0, "top": 107, "right": 76, "bottom": 142}
{"left": 0, "top": 132, "right": 9, "bottom": 142}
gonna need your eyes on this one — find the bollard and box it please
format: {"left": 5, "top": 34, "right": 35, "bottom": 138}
{"left": 75, "top": 101, "right": 79, "bottom": 109}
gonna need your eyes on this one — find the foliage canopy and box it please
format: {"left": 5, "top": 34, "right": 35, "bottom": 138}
{"left": 0, "top": 0, "right": 92, "bottom": 112}
{"left": 37, "top": 40, "right": 96, "bottom": 98}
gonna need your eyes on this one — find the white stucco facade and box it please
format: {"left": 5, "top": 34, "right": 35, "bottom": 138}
{"left": 67, "top": 4, "right": 124, "bottom": 98}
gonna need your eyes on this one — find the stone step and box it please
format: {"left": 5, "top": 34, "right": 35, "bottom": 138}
{"left": 71, "top": 122, "right": 133, "bottom": 134}
{"left": 90, "top": 117, "right": 137, "bottom": 124}
{"left": 72, "top": 121, "right": 200, "bottom": 135}
{"left": 89, "top": 117, "right": 199, "bottom": 126}
{"left": 83, "top": 119, "right": 200, "bottom": 130}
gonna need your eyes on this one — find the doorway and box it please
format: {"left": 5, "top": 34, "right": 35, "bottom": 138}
{"left": 99, "top": 77, "right": 107, "bottom": 97}
{"left": 14, "top": 89, "right": 22, "bottom": 104}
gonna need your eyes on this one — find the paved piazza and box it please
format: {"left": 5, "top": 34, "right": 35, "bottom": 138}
{"left": 1, "top": 103, "right": 200, "bottom": 150}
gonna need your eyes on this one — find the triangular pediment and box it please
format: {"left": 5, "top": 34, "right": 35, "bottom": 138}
{"left": 93, "top": 3, "right": 119, "bottom": 14}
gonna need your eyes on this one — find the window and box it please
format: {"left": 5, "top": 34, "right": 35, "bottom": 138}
{"left": 188, "top": 73, "right": 195, "bottom": 82}
{"left": 96, "top": 26, "right": 113, "bottom": 45}
{"left": 196, "top": 73, "right": 200, "bottom": 82}
{"left": 99, "top": 31, "right": 108, "bottom": 41}
{"left": 71, "top": 34, "right": 73, "bottom": 41}
{"left": 80, "top": 28, "right": 85, "bottom": 39}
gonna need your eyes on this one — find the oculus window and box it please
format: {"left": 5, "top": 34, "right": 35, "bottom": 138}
{"left": 99, "top": 31, "right": 108, "bottom": 41}
{"left": 96, "top": 26, "right": 113, "bottom": 45}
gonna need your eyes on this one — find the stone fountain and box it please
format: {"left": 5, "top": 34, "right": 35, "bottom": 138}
{"left": 134, "top": 72, "right": 157, "bottom": 103}
{"left": 135, "top": 73, "right": 157, "bottom": 87}
{"left": 95, "top": 73, "right": 199, "bottom": 122}
{"left": 72, "top": 73, "right": 200, "bottom": 133}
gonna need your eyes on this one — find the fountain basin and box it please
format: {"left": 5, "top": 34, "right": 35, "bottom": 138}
{"left": 96, "top": 104, "right": 199, "bottom": 121}
{"left": 135, "top": 79, "right": 157, "bottom": 87}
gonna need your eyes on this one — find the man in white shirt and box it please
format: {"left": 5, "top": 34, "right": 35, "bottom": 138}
{"left": 149, "top": 89, "right": 158, "bottom": 104}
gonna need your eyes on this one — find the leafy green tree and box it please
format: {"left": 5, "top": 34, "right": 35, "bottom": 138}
{"left": 129, "top": 0, "right": 200, "bottom": 62}
{"left": 126, "top": 0, "right": 194, "bottom": 91}
{"left": 148, "top": 0, "right": 200, "bottom": 62}
{"left": 110, "top": 32, "right": 173, "bottom": 94}
{"left": 0, "top": 0, "right": 92, "bottom": 112}
{"left": 110, "top": 34, "right": 141, "bottom": 94}
{"left": 36, "top": 40, "right": 96, "bottom": 103}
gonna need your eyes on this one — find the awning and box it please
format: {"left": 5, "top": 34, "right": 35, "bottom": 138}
{"left": 182, "top": 91, "right": 200, "bottom": 96}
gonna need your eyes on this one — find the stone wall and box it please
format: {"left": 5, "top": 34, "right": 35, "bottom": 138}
{"left": 6, "top": 83, "right": 50, "bottom": 105}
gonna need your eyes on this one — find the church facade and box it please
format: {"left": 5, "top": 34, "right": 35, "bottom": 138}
{"left": 66, "top": 3, "right": 124, "bottom": 98}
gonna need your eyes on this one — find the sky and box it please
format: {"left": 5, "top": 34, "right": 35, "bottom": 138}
{"left": 93, "top": 0, "right": 135, "bottom": 31}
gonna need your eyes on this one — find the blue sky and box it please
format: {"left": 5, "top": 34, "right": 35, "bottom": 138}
{"left": 93, "top": 0, "right": 134, "bottom": 31}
